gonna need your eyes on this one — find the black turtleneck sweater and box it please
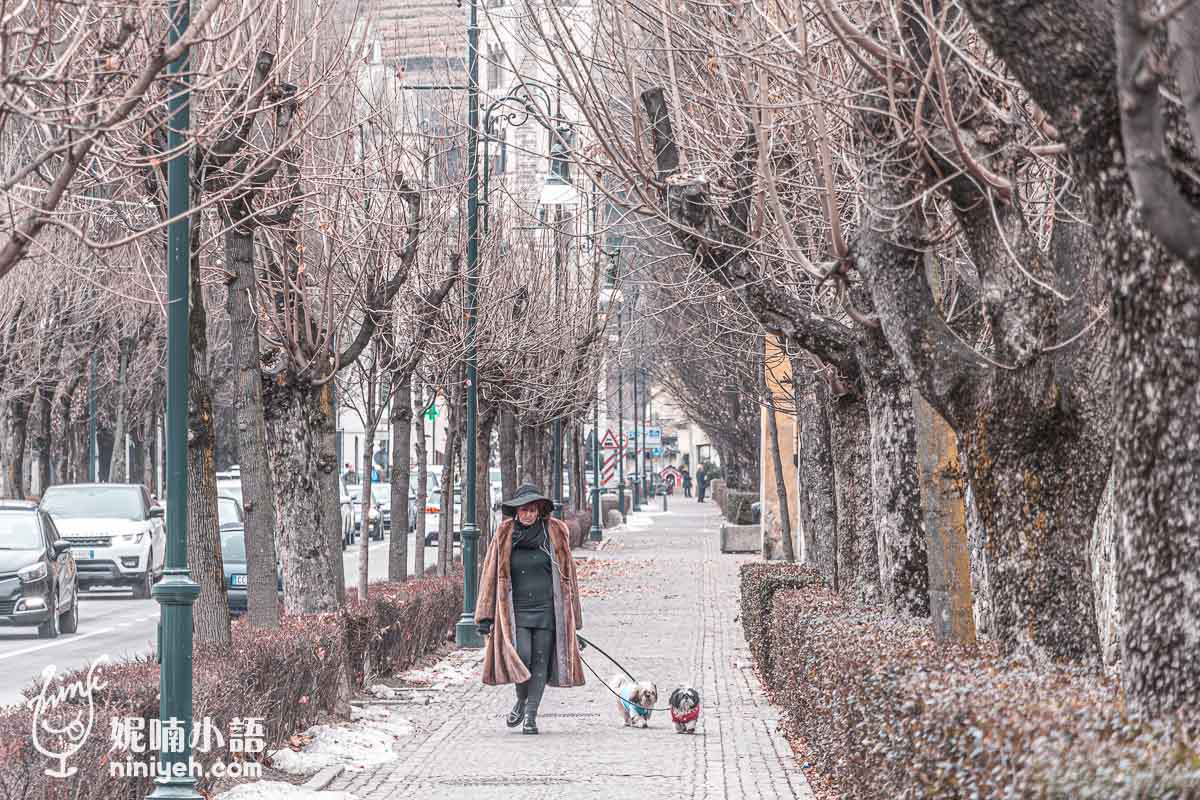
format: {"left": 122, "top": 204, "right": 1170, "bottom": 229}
{"left": 510, "top": 519, "right": 555, "bottom": 629}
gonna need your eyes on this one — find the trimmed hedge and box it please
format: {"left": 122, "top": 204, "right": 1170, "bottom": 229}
{"left": 739, "top": 563, "right": 824, "bottom": 678}
{"left": 751, "top": 583, "right": 1200, "bottom": 799}
{"left": 0, "top": 571, "right": 462, "bottom": 799}
{"left": 723, "top": 490, "right": 757, "bottom": 524}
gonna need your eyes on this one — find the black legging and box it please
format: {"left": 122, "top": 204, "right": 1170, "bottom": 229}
{"left": 514, "top": 626, "right": 554, "bottom": 712}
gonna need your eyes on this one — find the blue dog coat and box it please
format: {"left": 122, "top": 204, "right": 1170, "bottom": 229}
{"left": 620, "top": 685, "right": 651, "bottom": 719}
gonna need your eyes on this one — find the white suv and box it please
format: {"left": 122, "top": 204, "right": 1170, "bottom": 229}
{"left": 39, "top": 483, "right": 166, "bottom": 599}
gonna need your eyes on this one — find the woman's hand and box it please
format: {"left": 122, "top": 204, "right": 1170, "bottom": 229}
{"left": 477, "top": 619, "right": 493, "bottom": 637}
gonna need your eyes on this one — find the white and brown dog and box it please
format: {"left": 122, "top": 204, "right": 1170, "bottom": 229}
{"left": 668, "top": 686, "right": 701, "bottom": 733}
{"left": 613, "top": 674, "right": 658, "bottom": 728}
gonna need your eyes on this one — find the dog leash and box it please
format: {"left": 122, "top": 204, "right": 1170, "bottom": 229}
{"left": 575, "top": 633, "right": 673, "bottom": 714}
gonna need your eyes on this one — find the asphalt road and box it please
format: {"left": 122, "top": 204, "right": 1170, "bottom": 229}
{"left": 0, "top": 531, "right": 441, "bottom": 708}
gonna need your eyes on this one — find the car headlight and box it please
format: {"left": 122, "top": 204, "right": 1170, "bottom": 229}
{"left": 18, "top": 562, "right": 48, "bottom": 583}
{"left": 119, "top": 530, "right": 146, "bottom": 544}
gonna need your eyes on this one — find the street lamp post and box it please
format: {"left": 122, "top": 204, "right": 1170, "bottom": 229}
{"left": 631, "top": 364, "right": 641, "bottom": 512}
{"left": 454, "top": 0, "right": 483, "bottom": 648}
{"left": 457, "top": 66, "right": 578, "bottom": 644}
{"left": 148, "top": 0, "right": 201, "bottom": 796}
{"left": 88, "top": 351, "right": 97, "bottom": 482}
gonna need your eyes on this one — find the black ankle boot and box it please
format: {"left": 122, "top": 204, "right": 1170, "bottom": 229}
{"left": 507, "top": 699, "right": 526, "bottom": 728}
{"left": 522, "top": 708, "right": 539, "bottom": 735}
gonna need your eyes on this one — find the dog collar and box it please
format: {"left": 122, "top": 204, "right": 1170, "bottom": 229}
{"left": 670, "top": 702, "right": 701, "bottom": 724}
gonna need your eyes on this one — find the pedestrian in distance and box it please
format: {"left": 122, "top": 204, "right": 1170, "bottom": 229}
{"left": 475, "top": 484, "right": 586, "bottom": 735}
{"left": 681, "top": 467, "right": 692, "bottom": 498}
{"left": 696, "top": 467, "right": 708, "bottom": 503}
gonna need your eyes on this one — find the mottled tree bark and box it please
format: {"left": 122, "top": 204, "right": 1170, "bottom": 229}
{"left": 827, "top": 396, "right": 876, "bottom": 604}
{"left": 389, "top": 372, "right": 412, "bottom": 582}
{"left": 55, "top": 376, "right": 82, "bottom": 486}
{"left": 5, "top": 395, "right": 31, "bottom": 498}
{"left": 962, "top": 0, "right": 1198, "bottom": 716}
{"left": 225, "top": 226, "right": 280, "bottom": 629}
{"left": 31, "top": 385, "right": 52, "bottom": 496}
{"left": 499, "top": 406, "right": 519, "bottom": 501}
{"left": 108, "top": 336, "right": 134, "bottom": 483}
{"left": 187, "top": 244, "right": 231, "bottom": 644}
{"left": 264, "top": 373, "right": 346, "bottom": 613}
{"left": 796, "top": 371, "right": 837, "bottom": 585}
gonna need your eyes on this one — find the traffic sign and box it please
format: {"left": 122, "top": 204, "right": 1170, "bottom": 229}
{"left": 601, "top": 429, "right": 619, "bottom": 449}
{"left": 424, "top": 406, "right": 439, "bottom": 421}
{"left": 645, "top": 427, "right": 662, "bottom": 446}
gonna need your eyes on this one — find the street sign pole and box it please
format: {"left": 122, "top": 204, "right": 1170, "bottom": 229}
{"left": 148, "top": 0, "right": 201, "bottom": 795}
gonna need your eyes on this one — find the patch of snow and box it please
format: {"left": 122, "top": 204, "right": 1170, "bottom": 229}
{"left": 395, "top": 649, "right": 483, "bottom": 689}
{"left": 269, "top": 707, "right": 414, "bottom": 776}
{"left": 215, "top": 782, "right": 358, "bottom": 800}
{"left": 367, "top": 684, "right": 395, "bottom": 699}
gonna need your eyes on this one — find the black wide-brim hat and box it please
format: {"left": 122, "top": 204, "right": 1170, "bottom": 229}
{"left": 501, "top": 483, "right": 554, "bottom": 516}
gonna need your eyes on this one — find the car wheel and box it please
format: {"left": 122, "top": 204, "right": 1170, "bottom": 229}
{"left": 37, "top": 597, "right": 59, "bottom": 639}
{"left": 132, "top": 567, "right": 152, "bottom": 600}
{"left": 59, "top": 591, "right": 79, "bottom": 634}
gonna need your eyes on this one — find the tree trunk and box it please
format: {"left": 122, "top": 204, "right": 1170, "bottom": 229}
{"left": 264, "top": 374, "right": 346, "bottom": 613}
{"left": 827, "top": 395, "right": 876, "bottom": 605}
{"left": 913, "top": 394, "right": 976, "bottom": 644}
{"left": 476, "top": 407, "right": 496, "bottom": 558}
{"left": 764, "top": 395, "right": 795, "bottom": 562}
{"left": 499, "top": 406, "right": 518, "bottom": 502}
{"left": 31, "top": 385, "right": 52, "bottom": 496}
{"left": 109, "top": 337, "right": 134, "bottom": 483}
{"left": 438, "top": 406, "right": 459, "bottom": 577}
{"left": 389, "top": 372, "right": 412, "bottom": 582}
{"left": 129, "top": 426, "right": 145, "bottom": 490}
{"left": 187, "top": 246, "right": 232, "bottom": 644}
{"left": 55, "top": 379, "right": 80, "bottom": 486}
{"left": 5, "top": 395, "right": 31, "bottom": 498}
{"left": 1109, "top": 214, "right": 1200, "bottom": 712}
{"left": 225, "top": 226, "right": 280, "bottom": 629}
{"left": 859, "top": 337, "right": 928, "bottom": 617}
{"left": 797, "top": 371, "right": 837, "bottom": 581}
{"left": 359, "top": 423, "right": 377, "bottom": 600}
{"left": 413, "top": 387, "right": 429, "bottom": 576}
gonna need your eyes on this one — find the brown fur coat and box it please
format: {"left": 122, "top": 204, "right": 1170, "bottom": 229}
{"left": 475, "top": 517, "right": 586, "bottom": 687}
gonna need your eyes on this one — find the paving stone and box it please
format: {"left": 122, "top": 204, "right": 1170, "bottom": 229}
{"left": 328, "top": 501, "right": 814, "bottom": 799}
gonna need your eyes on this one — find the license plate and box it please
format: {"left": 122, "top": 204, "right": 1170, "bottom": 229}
{"left": 231, "top": 574, "right": 246, "bottom": 586}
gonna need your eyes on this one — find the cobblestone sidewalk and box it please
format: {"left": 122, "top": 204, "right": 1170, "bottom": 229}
{"left": 330, "top": 499, "right": 814, "bottom": 800}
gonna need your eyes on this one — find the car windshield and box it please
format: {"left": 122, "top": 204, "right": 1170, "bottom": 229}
{"left": 41, "top": 486, "right": 143, "bottom": 521}
{"left": 217, "top": 481, "right": 242, "bottom": 506}
{"left": 217, "top": 498, "right": 241, "bottom": 528}
{"left": 0, "top": 512, "right": 43, "bottom": 549}
{"left": 221, "top": 531, "right": 246, "bottom": 563}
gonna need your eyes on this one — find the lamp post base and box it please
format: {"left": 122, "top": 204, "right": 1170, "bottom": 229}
{"left": 456, "top": 614, "right": 484, "bottom": 648}
{"left": 147, "top": 777, "right": 205, "bottom": 799}
{"left": 456, "top": 524, "right": 483, "bottom": 648}
{"left": 589, "top": 524, "right": 603, "bottom": 542}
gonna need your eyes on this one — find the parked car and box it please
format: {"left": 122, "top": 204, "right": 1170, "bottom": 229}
{"left": 423, "top": 490, "right": 462, "bottom": 547}
{"left": 215, "top": 476, "right": 243, "bottom": 509}
{"left": 366, "top": 482, "right": 390, "bottom": 538}
{"left": 0, "top": 501, "right": 79, "bottom": 638}
{"left": 338, "top": 482, "right": 356, "bottom": 547}
{"left": 349, "top": 491, "right": 382, "bottom": 541}
{"left": 219, "top": 498, "right": 283, "bottom": 616}
{"left": 40, "top": 483, "right": 165, "bottom": 599}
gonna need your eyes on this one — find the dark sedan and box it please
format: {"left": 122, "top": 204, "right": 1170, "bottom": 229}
{"left": 0, "top": 501, "right": 79, "bottom": 638}
{"left": 219, "top": 497, "right": 282, "bottom": 615}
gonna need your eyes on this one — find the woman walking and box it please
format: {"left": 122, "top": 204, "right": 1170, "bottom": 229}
{"left": 475, "top": 484, "right": 586, "bottom": 734}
